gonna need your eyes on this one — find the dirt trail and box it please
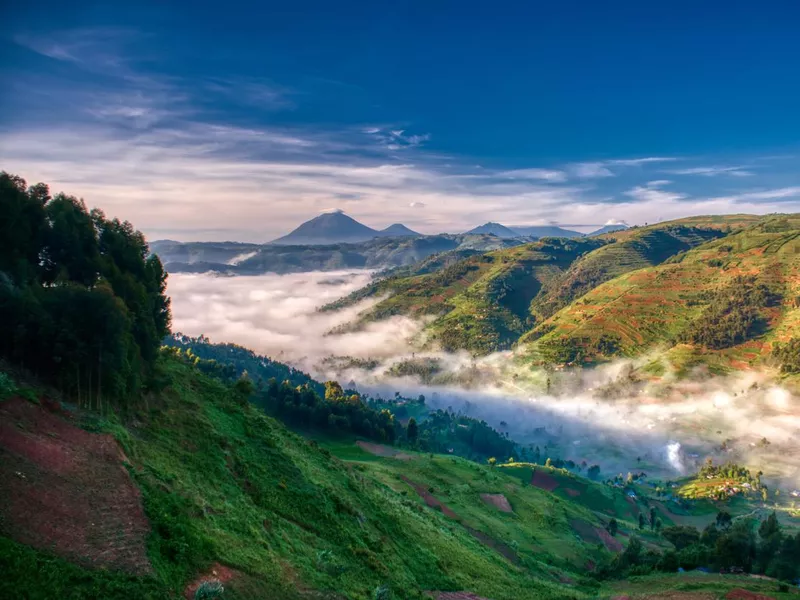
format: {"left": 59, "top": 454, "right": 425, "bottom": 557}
{"left": 400, "top": 476, "right": 519, "bottom": 564}
{"left": 356, "top": 440, "right": 414, "bottom": 460}
{"left": 0, "top": 397, "right": 151, "bottom": 574}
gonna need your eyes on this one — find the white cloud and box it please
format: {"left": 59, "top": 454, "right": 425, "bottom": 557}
{"left": 609, "top": 157, "right": 677, "bottom": 166}
{"left": 667, "top": 166, "right": 754, "bottom": 177}
{"left": 500, "top": 168, "right": 568, "bottom": 182}
{"left": 409, "top": 201, "right": 426, "bottom": 208}
{"left": 570, "top": 162, "right": 614, "bottom": 178}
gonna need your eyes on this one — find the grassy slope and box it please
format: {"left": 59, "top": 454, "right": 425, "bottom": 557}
{"left": 2, "top": 357, "right": 605, "bottom": 600}
{"left": 520, "top": 215, "right": 800, "bottom": 373}
{"left": 327, "top": 239, "right": 605, "bottom": 355}
{"left": 528, "top": 225, "right": 728, "bottom": 322}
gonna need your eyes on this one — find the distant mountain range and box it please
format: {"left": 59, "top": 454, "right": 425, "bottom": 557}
{"left": 268, "top": 212, "right": 628, "bottom": 246}
{"left": 463, "top": 222, "right": 628, "bottom": 238}
{"left": 587, "top": 223, "right": 629, "bottom": 236}
{"left": 270, "top": 211, "right": 419, "bottom": 245}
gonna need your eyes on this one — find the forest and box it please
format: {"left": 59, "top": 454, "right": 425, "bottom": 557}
{"left": 0, "top": 172, "right": 170, "bottom": 410}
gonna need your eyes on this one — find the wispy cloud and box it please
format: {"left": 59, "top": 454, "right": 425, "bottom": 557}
{"left": 570, "top": 162, "right": 614, "bottom": 178}
{"left": 667, "top": 165, "right": 754, "bottom": 177}
{"left": 500, "top": 168, "right": 568, "bottom": 182}
{"left": 4, "top": 27, "right": 800, "bottom": 241}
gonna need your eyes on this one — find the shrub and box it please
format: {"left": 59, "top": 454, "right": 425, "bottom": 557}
{"left": 195, "top": 580, "right": 224, "bottom": 600}
{"left": 0, "top": 372, "right": 17, "bottom": 400}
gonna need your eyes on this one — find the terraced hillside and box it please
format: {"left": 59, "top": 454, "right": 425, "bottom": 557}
{"left": 521, "top": 215, "right": 800, "bottom": 374}
{"left": 327, "top": 238, "right": 607, "bottom": 354}
{"left": 529, "top": 224, "right": 728, "bottom": 322}
{"left": 326, "top": 216, "right": 767, "bottom": 357}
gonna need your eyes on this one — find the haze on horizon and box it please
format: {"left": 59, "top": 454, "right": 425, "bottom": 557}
{"left": 1, "top": 2, "right": 800, "bottom": 242}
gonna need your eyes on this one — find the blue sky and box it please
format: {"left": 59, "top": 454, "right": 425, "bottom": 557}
{"left": 1, "top": 1, "right": 800, "bottom": 241}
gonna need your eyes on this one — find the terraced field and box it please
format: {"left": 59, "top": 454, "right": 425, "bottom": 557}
{"left": 521, "top": 215, "right": 800, "bottom": 372}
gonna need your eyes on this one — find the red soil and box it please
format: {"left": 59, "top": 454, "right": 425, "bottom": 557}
{"left": 0, "top": 397, "right": 151, "bottom": 575}
{"left": 530, "top": 468, "right": 559, "bottom": 491}
{"left": 564, "top": 488, "right": 581, "bottom": 497}
{"left": 184, "top": 563, "right": 239, "bottom": 599}
{"left": 400, "top": 476, "right": 518, "bottom": 564}
{"left": 596, "top": 526, "right": 624, "bottom": 552}
{"left": 430, "top": 593, "right": 492, "bottom": 600}
{"left": 479, "top": 493, "right": 513, "bottom": 513}
{"left": 725, "top": 590, "right": 776, "bottom": 600}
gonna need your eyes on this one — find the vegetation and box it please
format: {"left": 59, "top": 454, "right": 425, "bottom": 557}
{"left": 0, "top": 172, "right": 170, "bottom": 410}
{"left": 679, "top": 276, "right": 779, "bottom": 349}
{"left": 598, "top": 510, "right": 800, "bottom": 583}
{"left": 521, "top": 214, "right": 800, "bottom": 370}
{"left": 774, "top": 337, "right": 800, "bottom": 373}
{"left": 677, "top": 460, "right": 765, "bottom": 501}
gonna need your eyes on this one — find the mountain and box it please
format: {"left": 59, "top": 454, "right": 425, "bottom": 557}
{"left": 464, "top": 222, "right": 520, "bottom": 238}
{"left": 375, "top": 223, "right": 419, "bottom": 237}
{"left": 511, "top": 225, "right": 583, "bottom": 238}
{"left": 270, "top": 210, "right": 380, "bottom": 245}
{"left": 152, "top": 234, "right": 524, "bottom": 275}
{"left": 464, "top": 223, "right": 583, "bottom": 239}
{"left": 329, "top": 214, "right": 796, "bottom": 363}
{"left": 587, "top": 223, "right": 629, "bottom": 236}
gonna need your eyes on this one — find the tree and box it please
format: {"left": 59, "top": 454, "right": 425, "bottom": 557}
{"left": 407, "top": 418, "right": 418, "bottom": 444}
{"left": 650, "top": 507, "right": 657, "bottom": 530}
{"left": 488, "top": 457, "right": 497, "bottom": 468}
{"left": 607, "top": 518, "right": 618, "bottom": 537}
{"left": 639, "top": 514, "right": 646, "bottom": 530}
{"left": 662, "top": 526, "right": 700, "bottom": 551}
{"left": 716, "top": 511, "right": 732, "bottom": 531}
{"left": 545, "top": 457, "right": 553, "bottom": 468}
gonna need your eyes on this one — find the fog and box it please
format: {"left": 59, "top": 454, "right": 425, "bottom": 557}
{"left": 168, "top": 271, "right": 800, "bottom": 487}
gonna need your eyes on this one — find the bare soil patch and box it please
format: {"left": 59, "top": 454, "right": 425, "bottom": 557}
{"left": 184, "top": 563, "right": 239, "bottom": 599}
{"left": 725, "top": 590, "right": 776, "bottom": 600}
{"left": 564, "top": 488, "right": 581, "bottom": 497}
{"left": 400, "top": 476, "right": 518, "bottom": 564}
{"left": 530, "top": 468, "right": 559, "bottom": 491}
{"left": 0, "top": 396, "right": 151, "bottom": 574}
{"left": 430, "top": 592, "right": 492, "bottom": 600}
{"left": 480, "top": 493, "right": 513, "bottom": 513}
{"left": 356, "top": 440, "right": 414, "bottom": 460}
{"left": 596, "top": 526, "right": 623, "bottom": 552}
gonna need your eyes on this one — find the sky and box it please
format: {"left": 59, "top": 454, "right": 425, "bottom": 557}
{"left": 1, "top": 0, "right": 800, "bottom": 241}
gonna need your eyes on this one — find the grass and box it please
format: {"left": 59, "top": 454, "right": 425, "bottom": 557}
{"left": 3, "top": 356, "right": 606, "bottom": 599}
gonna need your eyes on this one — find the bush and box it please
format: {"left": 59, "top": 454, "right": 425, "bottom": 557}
{"left": 0, "top": 372, "right": 17, "bottom": 400}
{"left": 195, "top": 580, "right": 224, "bottom": 600}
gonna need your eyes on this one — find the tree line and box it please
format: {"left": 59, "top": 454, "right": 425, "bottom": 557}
{"left": 600, "top": 511, "right": 800, "bottom": 583}
{"left": 0, "top": 172, "right": 170, "bottom": 410}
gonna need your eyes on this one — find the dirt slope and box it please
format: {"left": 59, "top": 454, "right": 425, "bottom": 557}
{"left": 0, "top": 397, "right": 151, "bottom": 574}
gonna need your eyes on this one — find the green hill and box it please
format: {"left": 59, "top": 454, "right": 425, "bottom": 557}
{"left": 520, "top": 215, "right": 800, "bottom": 375}
{"left": 327, "top": 238, "right": 606, "bottom": 355}
{"left": 1, "top": 357, "right": 610, "bottom": 600}
{"left": 327, "top": 216, "right": 768, "bottom": 357}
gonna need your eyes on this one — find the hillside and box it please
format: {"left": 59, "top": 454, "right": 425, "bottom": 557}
{"left": 0, "top": 356, "right": 611, "bottom": 600}
{"left": 4, "top": 362, "right": 799, "bottom": 599}
{"left": 528, "top": 224, "right": 728, "bottom": 322}
{"left": 326, "top": 216, "right": 768, "bottom": 357}
{"left": 520, "top": 215, "right": 800, "bottom": 373}
{"left": 326, "top": 237, "right": 607, "bottom": 355}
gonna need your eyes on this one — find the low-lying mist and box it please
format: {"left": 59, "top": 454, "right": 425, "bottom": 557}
{"left": 168, "top": 271, "right": 800, "bottom": 488}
